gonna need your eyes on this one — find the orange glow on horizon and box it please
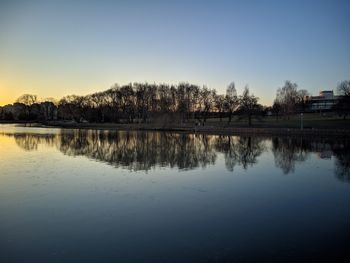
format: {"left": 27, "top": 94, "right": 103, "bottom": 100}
{"left": 0, "top": 88, "right": 15, "bottom": 106}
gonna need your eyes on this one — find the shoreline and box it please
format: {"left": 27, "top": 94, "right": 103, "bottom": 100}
{"left": 1, "top": 121, "right": 349, "bottom": 137}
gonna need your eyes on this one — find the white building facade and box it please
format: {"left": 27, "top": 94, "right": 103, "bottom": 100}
{"left": 308, "top": 91, "right": 339, "bottom": 111}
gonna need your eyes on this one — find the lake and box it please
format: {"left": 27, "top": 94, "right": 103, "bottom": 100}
{"left": 0, "top": 124, "right": 349, "bottom": 262}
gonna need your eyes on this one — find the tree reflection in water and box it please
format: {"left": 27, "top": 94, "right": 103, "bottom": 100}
{"left": 214, "top": 136, "right": 266, "bottom": 171}
{"left": 332, "top": 140, "right": 350, "bottom": 182}
{"left": 272, "top": 137, "right": 310, "bottom": 174}
{"left": 43, "top": 130, "right": 218, "bottom": 171}
{"left": 2, "top": 130, "right": 349, "bottom": 180}
{"left": 12, "top": 133, "right": 56, "bottom": 151}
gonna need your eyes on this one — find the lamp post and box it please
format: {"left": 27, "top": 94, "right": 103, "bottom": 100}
{"left": 300, "top": 113, "right": 303, "bottom": 130}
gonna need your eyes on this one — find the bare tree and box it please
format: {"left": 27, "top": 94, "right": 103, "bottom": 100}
{"left": 337, "top": 80, "right": 350, "bottom": 96}
{"left": 15, "top": 94, "right": 39, "bottom": 120}
{"left": 58, "top": 95, "right": 86, "bottom": 122}
{"left": 297, "top": 89, "right": 310, "bottom": 112}
{"left": 335, "top": 80, "right": 350, "bottom": 119}
{"left": 16, "top": 94, "right": 38, "bottom": 106}
{"left": 238, "top": 86, "right": 260, "bottom": 126}
{"left": 276, "top": 81, "right": 299, "bottom": 119}
{"left": 42, "top": 97, "right": 58, "bottom": 105}
{"left": 225, "top": 82, "right": 239, "bottom": 124}
{"left": 199, "top": 86, "right": 216, "bottom": 124}
{"left": 214, "top": 94, "right": 226, "bottom": 122}
{"left": 272, "top": 99, "right": 282, "bottom": 121}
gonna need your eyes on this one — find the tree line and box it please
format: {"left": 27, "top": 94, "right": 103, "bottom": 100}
{"left": 1, "top": 80, "right": 349, "bottom": 125}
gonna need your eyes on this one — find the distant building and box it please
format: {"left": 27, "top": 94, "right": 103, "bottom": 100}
{"left": 307, "top": 90, "right": 339, "bottom": 111}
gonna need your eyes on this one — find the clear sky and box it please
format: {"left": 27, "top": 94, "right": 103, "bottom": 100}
{"left": 0, "top": 0, "right": 349, "bottom": 106}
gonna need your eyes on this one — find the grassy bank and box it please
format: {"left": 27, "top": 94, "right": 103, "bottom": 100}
{"left": 43, "top": 123, "right": 349, "bottom": 137}
{"left": 204, "top": 113, "right": 350, "bottom": 129}
{"left": 2, "top": 113, "right": 350, "bottom": 136}
{"left": 42, "top": 114, "right": 349, "bottom": 137}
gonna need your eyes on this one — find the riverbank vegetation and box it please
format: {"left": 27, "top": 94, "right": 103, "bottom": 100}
{"left": 1, "top": 80, "right": 349, "bottom": 127}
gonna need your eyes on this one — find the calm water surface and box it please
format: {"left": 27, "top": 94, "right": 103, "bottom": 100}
{"left": 0, "top": 124, "right": 349, "bottom": 262}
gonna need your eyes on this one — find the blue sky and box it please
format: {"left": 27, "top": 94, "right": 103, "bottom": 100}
{"left": 0, "top": 0, "right": 349, "bottom": 105}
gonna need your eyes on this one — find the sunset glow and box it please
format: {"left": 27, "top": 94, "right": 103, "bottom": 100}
{"left": 1, "top": 0, "right": 349, "bottom": 106}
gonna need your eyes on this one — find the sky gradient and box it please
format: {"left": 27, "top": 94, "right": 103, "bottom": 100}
{"left": 1, "top": 0, "right": 349, "bottom": 106}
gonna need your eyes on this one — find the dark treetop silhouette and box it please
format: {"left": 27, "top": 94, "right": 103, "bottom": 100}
{"left": 1, "top": 80, "right": 349, "bottom": 130}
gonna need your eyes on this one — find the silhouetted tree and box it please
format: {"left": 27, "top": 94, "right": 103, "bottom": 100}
{"left": 297, "top": 89, "right": 310, "bottom": 112}
{"left": 225, "top": 82, "right": 239, "bottom": 124}
{"left": 15, "top": 94, "right": 39, "bottom": 120}
{"left": 58, "top": 95, "right": 86, "bottom": 122}
{"left": 272, "top": 99, "right": 282, "bottom": 120}
{"left": 199, "top": 86, "right": 216, "bottom": 124}
{"left": 214, "top": 94, "right": 226, "bottom": 122}
{"left": 334, "top": 80, "right": 350, "bottom": 119}
{"left": 276, "top": 81, "right": 299, "bottom": 119}
{"left": 238, "top": 87, "right": 260, "bottom": 126}
{"left": 16, "top": 94, "right": 38, "bottom": 106}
